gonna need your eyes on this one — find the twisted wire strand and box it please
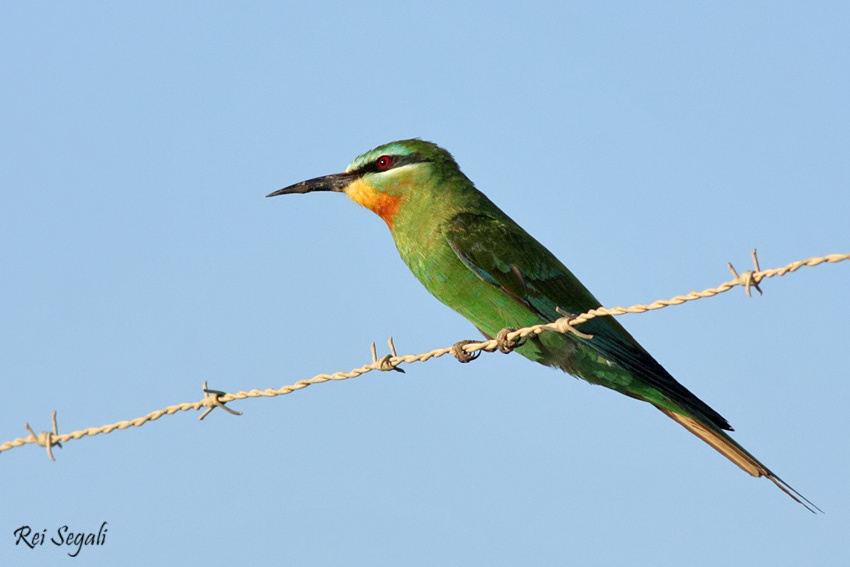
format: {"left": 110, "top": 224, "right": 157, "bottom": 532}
{"left": 3, "top": 251, "right": 847, "bottom": 459}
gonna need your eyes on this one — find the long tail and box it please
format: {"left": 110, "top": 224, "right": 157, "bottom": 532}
{"left": 657, "top": 408, "right": 821, "bottom": 513}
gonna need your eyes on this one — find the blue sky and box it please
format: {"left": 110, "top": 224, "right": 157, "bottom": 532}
{"left": 2, "top": 2, "right": 849, "bottom": 565}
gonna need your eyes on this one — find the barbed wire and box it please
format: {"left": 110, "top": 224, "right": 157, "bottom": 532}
{"left": 3, "top": 250, "right": 848, "bottom": 460}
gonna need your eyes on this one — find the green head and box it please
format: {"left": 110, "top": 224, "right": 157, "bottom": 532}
{"left": 267, "top": 139, "right": 462, "bottom": 228}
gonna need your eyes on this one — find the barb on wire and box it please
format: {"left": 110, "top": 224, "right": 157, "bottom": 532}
{"left": 200, "top": 380, "right": 243, "bottom": 421}
{"left": 371, "top": 337, "right": 405, "bottom": 373}
{"left": 728, "top": 248, "right": 764, "bottom": 296}
{"left": 1, "top": 251, "right": 847, "bottom": 458}
{"left": 24, "top": 411, "right": 62, "bottom": 461}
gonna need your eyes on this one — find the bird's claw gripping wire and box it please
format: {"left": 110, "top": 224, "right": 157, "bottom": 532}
{"left": 451, "top": 340, "right": 482, "bottom": 363}
{"left": 494, "top": 327, "right": 524, "bottom": 354}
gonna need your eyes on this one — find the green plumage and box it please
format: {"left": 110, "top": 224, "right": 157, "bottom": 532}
{"left": 268, "top": 138, "right": 817, "bottom": 511}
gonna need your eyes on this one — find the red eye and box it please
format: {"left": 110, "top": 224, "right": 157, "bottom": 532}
{"left": 376, "top": 155, "right": 392, "bottom": 170}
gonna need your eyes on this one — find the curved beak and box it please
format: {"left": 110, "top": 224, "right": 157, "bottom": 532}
{"left": 266, "top": 172, "right": 356, "bottom": 198}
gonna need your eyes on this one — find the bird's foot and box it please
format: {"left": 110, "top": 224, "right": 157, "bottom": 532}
{"left": 451, "top": 340, "right": 482, "bottom": 363}
{"left": 494, "top": 327, "right": 524, "bottom": 354}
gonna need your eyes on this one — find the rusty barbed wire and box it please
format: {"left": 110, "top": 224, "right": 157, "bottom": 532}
{"left": 2, "top": 250, "right": 847, "bottom": 459}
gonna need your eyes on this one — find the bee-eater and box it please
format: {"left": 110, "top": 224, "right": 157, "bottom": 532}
{"left": 268, "top": 139, "right": 817, "bottom": 511}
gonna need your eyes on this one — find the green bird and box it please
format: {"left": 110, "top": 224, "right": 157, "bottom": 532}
{"left": 268, "top": 139, "right": 817, "bottom": 511}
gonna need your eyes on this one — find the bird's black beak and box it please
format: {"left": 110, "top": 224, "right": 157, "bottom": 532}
{"left": 266, "top": 172, "right": 356, "bottom": 198}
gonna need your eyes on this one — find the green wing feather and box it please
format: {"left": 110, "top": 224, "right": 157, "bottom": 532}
{"left": 442, "top": 211, "right": 732, "bottom": 431}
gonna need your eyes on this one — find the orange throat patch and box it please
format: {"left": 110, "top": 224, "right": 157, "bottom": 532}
{"left": 345, "top": 178, "right": 403, "bottom": 229}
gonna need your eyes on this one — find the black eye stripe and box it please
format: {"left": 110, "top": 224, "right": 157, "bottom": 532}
{"left": 354, "top": 152, "right": 431, "bottom": 176}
